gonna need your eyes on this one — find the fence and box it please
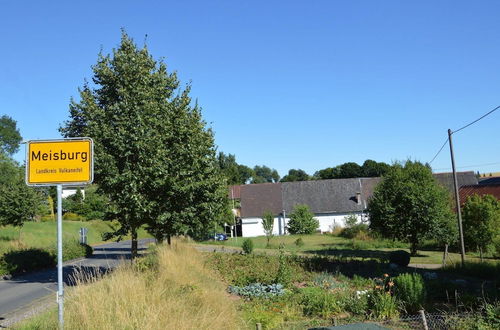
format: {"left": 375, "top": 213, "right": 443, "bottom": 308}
{"left": 381, "top": 311, "right": 475, "bottom": 330}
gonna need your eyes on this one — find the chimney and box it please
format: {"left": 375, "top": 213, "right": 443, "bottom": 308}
{"left": 356, "top": 192, "right": 361, "bottom": 205}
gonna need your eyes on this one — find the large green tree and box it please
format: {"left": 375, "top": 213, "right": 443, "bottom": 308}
{"left": 217, "top": 152, "right": 254, "bottom": 185}
{"left": 60, "top": 32, "right": 227, "bottom": 256}
{"left": 280, "top": 169, "right": 310, "bottom": 182}
{"left": 287, "top": 204, "right": 319, "bottom": 235}
{"left": 367, "top": 160, "right": 453, "bottom": 255}
{"left": 0, "top": 154, "right": 42, "bottom": 227}
{"left": 462, "top": 194, "right": 500, "bottom": 260}
{"left": 252, "top": 165, "right": 280, "bottom": 183}
{"left": 0, "top": 115, "right": 22, "bottom": 156}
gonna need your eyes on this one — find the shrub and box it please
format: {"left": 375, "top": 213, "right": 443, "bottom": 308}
{"left": 0, "top": 248, "right": 56, "bottom": 275}
{"left": 344, "top": 291, "right": 370, "bottom": 316}
{"left": 275, "top": 247, "right": 292, "bottom": 286}
{"left": 287, "top": 205, "right": 319, "bottom": 235}
{"left": 340, "top": 223, "right": 369, "bottom": 239}
{"left": 63, "top": 212, "right": 84, "bottom": 221}
{"left": 369, "top": 291, "right": 399, "bottom": 319}
{"left": 299, "top": 287, "right": 343, "bottom": 318}
{"left": 242, "top": 238, "right": 254, "bottom": 254}
{"left": 389, "top": 250, "right": 411, "bottom": 267}
{"left": 294, "top": 237, "right": 305, "bottom": 247}
{"left": 40, "top": 215, "right": 55, "bottom": 222}
{"left": 393, "top": 273, "right": 426, "bottom": 313}
{"left": 57, "top": 240, "right": 93, "bottom": 261}
{"left": 228, "top": 283, "right": 286, "bottom": 299}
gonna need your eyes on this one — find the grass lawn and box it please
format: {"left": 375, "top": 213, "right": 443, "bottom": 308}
{"left": 0, "top": 220, "right": 151, "bottom": 256}
{"left": 199, "top": 234, "right": 497, "bottom": 265}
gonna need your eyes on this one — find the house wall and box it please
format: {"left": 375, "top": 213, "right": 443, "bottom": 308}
{"left": 240, "top": 212, "right": 366, "bottom": 237}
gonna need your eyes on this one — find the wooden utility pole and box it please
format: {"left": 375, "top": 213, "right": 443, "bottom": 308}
{"left": 448, "top": 129, "right": 466, "bottom": 266}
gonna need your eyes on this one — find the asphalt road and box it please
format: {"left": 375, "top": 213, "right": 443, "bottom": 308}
{"left": 0, "top": 238, "right": 154, "bottom": 327}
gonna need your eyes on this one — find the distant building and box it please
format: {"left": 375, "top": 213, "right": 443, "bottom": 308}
{"left": 459, "top": 184, "right": 500, "bottom": 205}
{"left": 228, "top": 170, "right": 480, "bottom": 238}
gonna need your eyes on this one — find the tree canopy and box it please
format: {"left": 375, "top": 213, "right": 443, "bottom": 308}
{"left": 252, "top": 165, "right": 280, "bottom": 183}
{"left": 60, "top": 31, "right": 227, "bottom": 255}
{"left": 314, "top": 160, "right": 390, "bottom": 180}
{"left": 462, "top": 194, "right": 500, "bottom": 258}
{"left": 280, "top": 169, "right": 310, "bottom": 182}
{"left": 217, "top": 152, "right": 254, "bottom": 185}
{"left": 367, "top": 160, "right": 453, "bottom": 255}
{"left": 0, "top": 115, "right": 22, "bottom": 156}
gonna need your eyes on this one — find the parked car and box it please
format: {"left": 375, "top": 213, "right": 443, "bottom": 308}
{"left": 214, "top": 233, "right": 228, "bottom": 241}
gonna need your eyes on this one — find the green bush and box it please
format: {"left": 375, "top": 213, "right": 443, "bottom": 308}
{"left": 340, "top": 223, "right": 369, "bottom": 239}
{"left": 0, "top": 248, "right": 56, "bottom": 275}
{"left": 242, "top": 238, "right": 254, "bottom": 254}
{"left": 62, "top": 212, "right": 84, "bottom": 221}
{"left": 275, "top": 248, "right": 292, "bottom": 286}
{"left": 393, "top": 273, "right": 426, "bottom": 313}
{"left": 389, "top": 250, "right": 411, "bottom": 267}
{"left": 60, "top": 240, "right": 93, "bottom": 261}
{"left": 299, "top": 287, "right": 343, "bottom": 318}
{"left": 369, "top": 291, "right": 399, "bottom": 320}
{"left": 312, "top": 272, "right": 346, "bottom": 290}
{"left": 40, "top": 215, "right": 55, "bottom": 222}
{"left": 287, "top": 205, "right": 319, "bottom": 235}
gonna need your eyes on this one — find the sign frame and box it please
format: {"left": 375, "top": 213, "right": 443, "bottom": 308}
{"left": 25, "top": 137, "right": 94, "bottom": 186}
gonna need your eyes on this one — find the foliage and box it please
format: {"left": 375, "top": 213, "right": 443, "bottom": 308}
{"left": 368, "top": 160, "right": 454, "bottom": 255}
{"left": 63, "top": 212, "right": 85, "bottom": 221}
{"left": 287, "top": 204, "right": 319, "bottom": 235}
{"left": 207, "top": 252, "right": 310, "bottom": 287}
{"left": 228, "top": 283, "right": 286, "bottom": 299}
{"left": 0, "top": 154, "right": 43, "bottom": 227}
{"left": 340, "top": 214, "right": 369, "bottom": 239}
{"left": 217, "top": 152, "right": 254, "bottom": 185}
{"left": 314, "top": 159, "right": 390, "bottom": 180}
{"left": 462, "top": 194, "right": 500, "bottom": 256}
{"left": 280, "top": 169, "right": 310, "bottom": 182}
{"left": 0, "top": 248, "right": 55, "bottom": 275}
{"left": 242, "top": 238, "right": 254, "bottom": 254}
{"left": 299, "top": 287, "right": 343, "bottom": 318}
{"left": 0, "top": 114, "right": 22, "bottom": 156}
{"left": 261, "top": 210, "right": 274, "bottom": 246}
{"left": 61, "top": 240, "right": 93, "bottom": 261}
{"left": 442, "top": 261, "right": 500, "bottom": 281}
{"left": 275, "top": 246, "right": 293, "bottom": 286}
{"left": 59, "top": 31, "right": 227, "bottom": 255}
{"left": 389, "top": 250, "right": 411, "bottom": 267}
{"left": 252, "top": 165, "right": 280, "bottom": 183}
{"left": 368, "top": 291, "right": 399, "bottom": 320}
{"left": 62, "top": 185, "right": 109, "bottom": 220}
{"left": 312, "top": 272, "right": 346, "bottom": 290}
{"left": 393, "top": 273, "right": 426, "bottom": 313}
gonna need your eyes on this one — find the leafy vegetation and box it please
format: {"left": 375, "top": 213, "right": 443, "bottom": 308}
{"left": 242, "top": 238, "right": 254, "bottom": 254}
{"left": 287, "top": 204, "right": 319, "bottom": 235}
{"left": 262, "top": 210, "right": 274, "bottom": 247}
{"left": 368, "top": 160, "right": 454, "bottom": 255}
{"left": 393, "top": 273, "right": 426, "bottom": 313}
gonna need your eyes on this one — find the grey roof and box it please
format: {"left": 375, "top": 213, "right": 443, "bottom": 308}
{"left": 282, "top": 178, "right": 380, "bottom": 214}
{"left": 478, "top": 177, "right": 500, "bottom": 185}
{"left": 239, "top": 183, "right": 283, "bottom": 217}
{"left": 433, "top": 171, "right": 478, "bottom": 193}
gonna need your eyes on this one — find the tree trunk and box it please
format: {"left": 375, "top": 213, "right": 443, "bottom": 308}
{"left": 410, "top": 239, "right": 418, "bottom": 256}
{"left": 166, "top": 234, "right": 171, "bottom": 245}
{"left": 442, "top": 244, "right": 449, "bottom": 267}
{"left": 131, "top": 228, "right": 138, "bottom": 261}
{"left": 479, "top": 246, "right": 483, "bottom": 262}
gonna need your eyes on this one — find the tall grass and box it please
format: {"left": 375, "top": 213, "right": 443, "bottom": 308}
{"left": 17, "top": 242, "right": 243, "bottom": 330}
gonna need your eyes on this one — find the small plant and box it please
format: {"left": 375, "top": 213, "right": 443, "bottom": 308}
{"left": 228, "top": 283, "right": 286, "bottom": 299}
{"left": 393, "top": 273, "right": 426, "bottom": 313}
{"left": 312, "top": 272, "right": 345, "bottom": 290}
{"left": 242, "top": 238, "right": 254, "bottom": 254}
{"left": 369, "top": 291, "right": 399, "bottom": 319}
{"left": 294, "top": 237, "right": 305, "bottom": 247}
{"left": 261, "top": 211, "right": 274, "bottom": 247}
{"left": 389, "top": 250, "right": 411, "bottom": 267}
{"left": 299, "top": 287, "right": 343, "bottom": 318}
{"left": 275, "top": 246, "right": 292, "bottom": 286}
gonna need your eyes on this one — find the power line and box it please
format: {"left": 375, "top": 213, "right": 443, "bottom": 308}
{"left": 432, "top": 161, "right": 500, "bottom": 171}
{"left": 428, "top": 137, "right": 449, "bottom": 164}
{"left": 428, "top": 104, "right": 499, "bottom": 164}
{"left": 453, "top": 105, "right": 500, "bottom": 134}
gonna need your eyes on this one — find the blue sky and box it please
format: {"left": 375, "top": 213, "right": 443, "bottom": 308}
{"left": 1, "top": 1, "right": 499, "bottom": 177}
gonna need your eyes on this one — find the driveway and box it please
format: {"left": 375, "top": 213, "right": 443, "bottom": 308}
{"left": 0, "top": 238, "right": 154, "bottom": 328}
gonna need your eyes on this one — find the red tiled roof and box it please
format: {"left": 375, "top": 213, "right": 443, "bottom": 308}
{"left": 459, "top": 184, "right": 500, "bottom": 205}
{"left": 228, "top": 185, "right": 241, "bottom": 199}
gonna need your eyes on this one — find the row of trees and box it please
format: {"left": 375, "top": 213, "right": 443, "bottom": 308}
{"left": 218, "top": 153, "right": 391, "bottom": 185}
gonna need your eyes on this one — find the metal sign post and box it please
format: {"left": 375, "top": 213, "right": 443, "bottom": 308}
{"left": 25, "top": 138, "right": 94, "bottom": 329}
{"left": 57, "top": 184, "right": 64, "bottom": 327}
